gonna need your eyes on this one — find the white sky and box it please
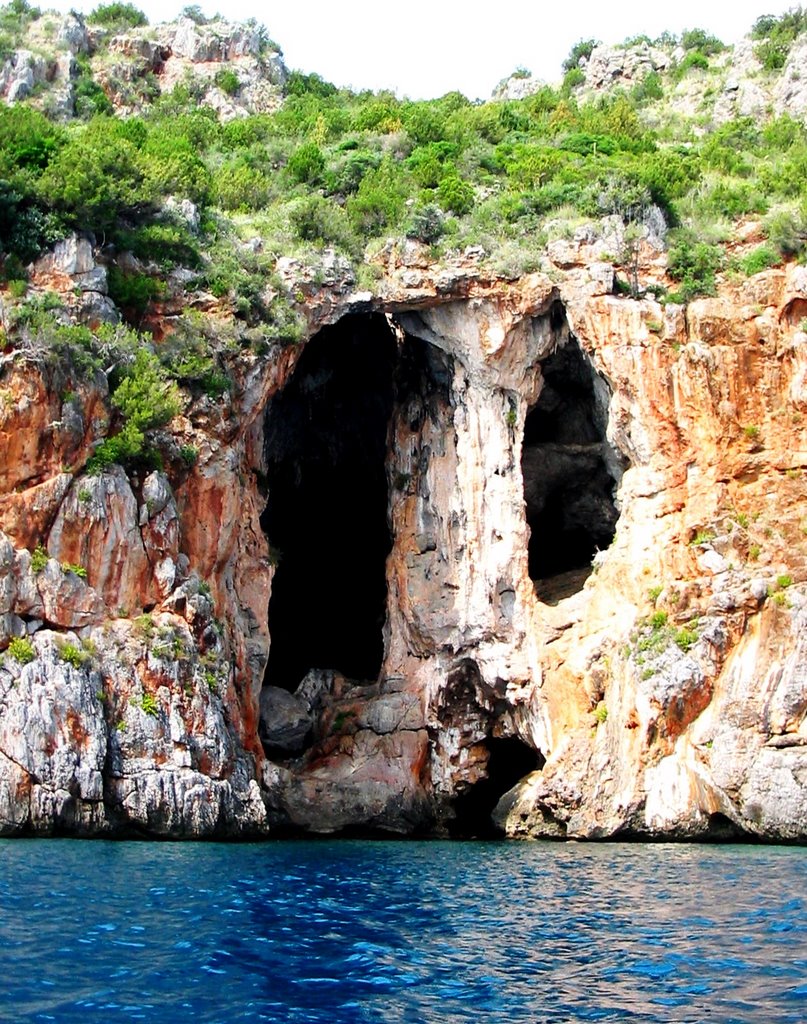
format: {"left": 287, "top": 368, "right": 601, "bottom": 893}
{"left": 46, "top": 1, "right": 795, "bottom": 99}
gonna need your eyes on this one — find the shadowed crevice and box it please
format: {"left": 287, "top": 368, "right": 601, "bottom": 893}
{"left": 449, "top": 737, "right": 545, "bottom": 838}
{"left": 261, "top": 313, "right": 397, "bottom": 692}
{"left": 522, "top": 330, "right": 625, "bottom": 603}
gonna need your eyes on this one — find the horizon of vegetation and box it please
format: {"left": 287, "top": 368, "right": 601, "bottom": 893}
{"left": 2, "top": 1, "right": 807, "bottom": 477}
{"left": 2, "top": 3, "right": 806, "bottom": 284}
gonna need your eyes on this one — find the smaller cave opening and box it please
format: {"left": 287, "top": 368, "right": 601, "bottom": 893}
{"left": 449, "top": 737, "right": 544, "bottom": 839}
{"left": 522, "top": 331, "right": 625, "bottom": 603}
{"left": 701, "top": 812, "right": 750, "bottom": 842}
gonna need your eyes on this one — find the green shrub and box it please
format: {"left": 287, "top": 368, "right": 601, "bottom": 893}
{"left": 695, "top": 180, "right": 767, "bottom": 220}
{"left": 86, "top": 3, "right": 147, "bottom": 28}
{"left": 289, "top": 194, "right": 359, "bottom": 253}
{"left": 593, "top": 703, "right": 608, "bottom": 724}
{"left": 133, "top": 613, "right": 154, "bottom": 639}
{"left": 138, "top": 692, "right": 159, "bottom": 716}
{"left": 666, "top": 232, "right": 723, "bottom": 301}
{"left": 112, "top": 348, "right": 182, "bottom": 432}
{"left": 680, "top": 28, "right": 725, "bottom": 55}
{"left": 213, "top": 162, "right": 274, "bottom": 211}
{"left": 740, "top": 244, "right": 779, "bottom": 276}
{"left": 287, "top": 142, "right": 325, "bottom": 184}
{"left": 632, "top": 71, "right": 663, "bottom": 104}
{"left": 36, "top": 120, "right": 148, "bottom": 233}
{"left": 405, "top": 203, "right": 444, "bottom": 243}
{"left": 437, "top": 174, "right": 474, "bottom": 215}
{"left": 325, "top": 148, "right": 381, "bottom": 196}
{"left": 263, "top": 292, "right": 306, "bottom": 345}
{"left": 637, "top": 148, "right": 702, "bottom": 213}
{"left": 752, "top": 8, "right": 807, "bottom": 70}
{"left": 30, "top": 544, "right": 48, "bottom": 573}
{"left": 21, "top": 315, "right": 112, "bottom": 376}
{"left": 561, "top": 67, "right": 585, "bottom": 94}
{"left": 562, "top": 38, "right": 599, "bottom": 72}
{"left": 346, "top": 157, "right": 408, "bottom": 236}
{"left": 170, "top": 350, "right": 230, "bottom": 399}
{"left": 61, "top": 562, "right": 87, "bottom": 579}
{"left": 201, "top": 244, "right": 273, "bottom": 322}
{"left": 403, "top": 101, "right": 458, "bottom": 144}
{"left": 107, "top": 268, "right": 165, "bottom": 321}
{"left": 214, "top": 68, "right": 240, "bottom": 97}
{"left": 179, "top": 444, "right": 198, "bottom": 467}
{"left": 7, "top": 636, "right": 35, "bottom": 665}
{"left": 0, "top": 0, "right": 41, "bottom": 52}
{"left": 0, "top": 253, "right": 26, "bottom": 284}
{"left": 756, "top": 39, "right": 790, "bottom": 72}
{"left": 88, "top": 349, "right": 181, "bottom": 471}
{"left": 407, "top": 141, "right": 459, "bottom": 188}
{"left": 114, "top": 222, "right": 201, "bottom": 271}
{"left": 74, "top": 75, "right": 114, "bottom": 119}
{"left": 0, "top": 104, "right": 64, "bottom": 177}
{"left": 87, "top": 424, "right": 147, "bottom": 473}
{"left": 141, "top": 143, "right": 212, "bottom": 206}
{"left": 674, "top": 627, "right": 699, "bottom": 651}
{"left": 285, "top": 71, "right": 337, "bottom": 98}
{"left": 765, "top": 208, "right": 807, "bottom": 258}
{"left": 57, "top": 641, "right": 87, "bottom": 668}
{"left": 672, "top": 51, "right": 709, "bottom": 80}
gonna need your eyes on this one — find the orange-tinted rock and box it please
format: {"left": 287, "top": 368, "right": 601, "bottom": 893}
{"left": 1, "top": 246, "right": 806, "bottom": 839}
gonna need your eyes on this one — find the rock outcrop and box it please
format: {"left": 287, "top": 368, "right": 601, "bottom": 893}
{"left": 0, "top": 13, "right": 286, "bottom": 119}
{"left": 495, "top": 36, "right": 807, "bottom": 128}
{"left": 1, "top": 228, "right": 805, "bottom": 840}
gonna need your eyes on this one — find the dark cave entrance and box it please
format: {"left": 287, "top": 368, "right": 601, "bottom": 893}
{"left": 522, "top": 329, "right": 625, "bottom": 603}
{"left": 261, "top": 313, "right": 397, "bottom": 692}
{"left": 449, "top": 737, "right": 544, "bottom": 838}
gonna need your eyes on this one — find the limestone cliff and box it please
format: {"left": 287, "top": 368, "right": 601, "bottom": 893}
{"left": 0, "top": 12, "right": 286, "bottom": 119}
{"left": 1, "top": 231, "right": 805, "bottom": 840}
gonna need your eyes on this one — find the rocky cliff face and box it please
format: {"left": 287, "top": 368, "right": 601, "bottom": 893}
{"left": 0, "top": 12, "right": 286, "bottom": 119}
{"left": 496, "top": 36, "right": 807, "bottom": 126}
{"left": 1, "top": 232, "right": 805, "bottom": 840}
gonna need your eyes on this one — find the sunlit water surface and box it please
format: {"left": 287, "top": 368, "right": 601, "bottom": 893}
{"left": 1, "top": 839, "right": 805, "bottom": 1023}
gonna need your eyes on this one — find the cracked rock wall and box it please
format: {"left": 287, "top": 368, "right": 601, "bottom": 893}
{"left": 1, "top": 251, "right": 805, "bottom": 839}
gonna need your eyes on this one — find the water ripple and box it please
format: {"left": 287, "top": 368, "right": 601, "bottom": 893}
{"left": 0, "top": 840, "right": 805, "bottom": 1023}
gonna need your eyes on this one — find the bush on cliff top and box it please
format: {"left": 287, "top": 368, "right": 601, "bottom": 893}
{"left": 752, "top": 7, "right": 807, "bottom": 69}
{"left": 666, "top": 231, "right": 724, "bottom": 301}
{"left": 86, "top": 3, "right": 148, "bottom": 29}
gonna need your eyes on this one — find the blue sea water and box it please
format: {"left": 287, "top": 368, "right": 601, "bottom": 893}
{"left": 0, "top": 840, "right": 805, "bottom": 1024}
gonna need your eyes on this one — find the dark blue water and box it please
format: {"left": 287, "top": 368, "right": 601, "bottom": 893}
{"left": 1, "top": 840, "right": 805, "bottom": 1023}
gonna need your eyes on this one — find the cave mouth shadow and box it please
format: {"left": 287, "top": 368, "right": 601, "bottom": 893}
{"left": 522, "top": 331, "right": 625, "bottom": 604}
{"left": 448, "top": 737, "right": 545, "bottom": 839}
{"left": 260, "top": 313, "right": 398, "bottom": 693}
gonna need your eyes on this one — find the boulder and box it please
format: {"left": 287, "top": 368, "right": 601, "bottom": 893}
{"left": 259, "top": 686, "right": 311, "bottom": 753}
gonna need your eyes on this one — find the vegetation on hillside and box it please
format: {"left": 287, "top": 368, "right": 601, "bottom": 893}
{"left": 752, "top": 6, "right": 807, "bottom": 68}
{"left": 1, "top": 3, "right": 807, "bottom": 477}
{"left": 1, "top": 3, "right": 806, "bottom": 305}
